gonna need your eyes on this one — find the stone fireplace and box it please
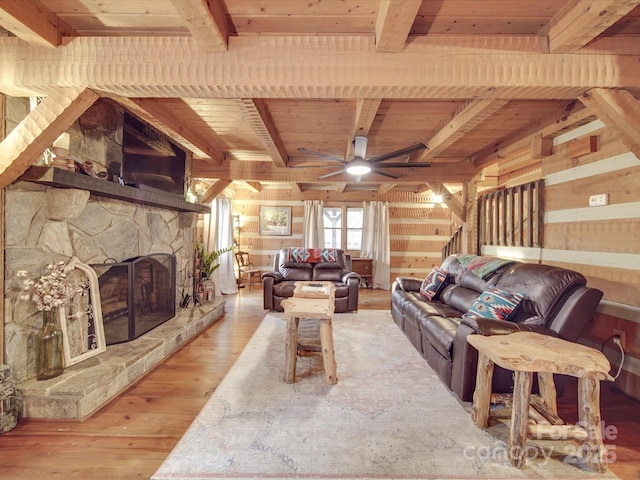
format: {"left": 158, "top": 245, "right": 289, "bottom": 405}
{"left": 1, "top": 97, "right": 223, "bottom": 420}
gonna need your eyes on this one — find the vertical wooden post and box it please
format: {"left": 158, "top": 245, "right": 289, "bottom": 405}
{"left": 536, "top": 179, "right": 545, "bottom": 248}
{"left": 470, "top": 352, "right": 494, "bottom": 428}
{"left": 510, "top": 371, "right": 533, "bottom": 469}
{"left": 284, "top": 316, "right": 300, "bottom": 383}
{"left": 578, "top": 377, "right": 608, "bottom": 473}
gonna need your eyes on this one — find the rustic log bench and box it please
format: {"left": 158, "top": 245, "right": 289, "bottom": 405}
{"left": 467, "top": 331, "right": 613, "bottom": 472}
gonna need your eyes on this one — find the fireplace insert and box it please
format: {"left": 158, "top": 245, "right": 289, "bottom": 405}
{"left": 91, "top": 253, "right": 176, "bottom": 345}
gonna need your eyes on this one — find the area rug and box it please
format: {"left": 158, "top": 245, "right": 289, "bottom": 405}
{"left": 152, "top": 311, "right": 618, "bottom": 479}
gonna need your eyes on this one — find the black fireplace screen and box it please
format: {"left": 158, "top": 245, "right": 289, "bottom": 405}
{"left": 91, "top": 253, "right": 176, "bottom": 345}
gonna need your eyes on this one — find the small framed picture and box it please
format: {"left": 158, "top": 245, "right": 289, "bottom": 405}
{"left": 259, "top": 206, "right": 292, "bottom": 236}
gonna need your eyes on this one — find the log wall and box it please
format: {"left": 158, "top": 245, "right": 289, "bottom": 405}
{"left": 230, "top": 188, "right": 454, "bottom": 285}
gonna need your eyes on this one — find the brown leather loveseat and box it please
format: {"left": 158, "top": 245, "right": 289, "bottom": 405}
{"left": 262, "top": 247, "right": 361, "bottom": 313}
{"left": 391, "top": 254, "right": 603, "bottom": 402}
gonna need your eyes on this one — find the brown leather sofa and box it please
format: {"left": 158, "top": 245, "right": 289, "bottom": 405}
{"left": 262, "top": 248, "right": 361, "bottom": 313}
{"left": 391, "top": 254, "right": 603, "bottom": 402}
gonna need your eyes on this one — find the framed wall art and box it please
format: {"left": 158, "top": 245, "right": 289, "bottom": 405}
{"left": 259, "top": 206, "right": 292, "bottom": 236}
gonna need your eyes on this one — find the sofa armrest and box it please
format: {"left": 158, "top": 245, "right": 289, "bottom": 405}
{"left": 341, "top": 271, "right": 360, "bottom": 284}
{"left": 342, "top": 272, "right": 361, "bottom": 311}
{"left": 261, "top": 271, "right": 283, "bottom": 283}
{"left": 460, "top": 317, "right": 558, "bottom": 337}
{"left": 451, "top": 318, "right": 558, "bottom": 402}
{"left": 393, "top": 276, "right": 422, "bottom": 292}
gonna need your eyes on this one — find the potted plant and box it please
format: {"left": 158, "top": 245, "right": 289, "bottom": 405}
{"left": 196, "top": 243, "right": 233, "bottom": 279}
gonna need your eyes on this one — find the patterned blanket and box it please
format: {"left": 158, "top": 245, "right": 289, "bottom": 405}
{"left": 455, "top": 254, "right": 516, "bottom": 279}
{"left": 285, "top": 247, "right": 339, "bottom": 263}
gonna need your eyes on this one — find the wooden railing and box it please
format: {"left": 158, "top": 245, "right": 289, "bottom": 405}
{"left": 478, "top": 179, "right": 544, "bottom": 249}
{"left": 442, "top": 224, "right": 463, "bottom": 261}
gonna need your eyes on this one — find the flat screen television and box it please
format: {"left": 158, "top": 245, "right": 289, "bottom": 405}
{"left": 119, "top": 113, "right": 186, "bottom": 196}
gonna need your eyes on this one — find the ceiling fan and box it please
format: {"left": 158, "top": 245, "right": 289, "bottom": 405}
{"left": 292, "top": 136, "right": 431, "bottom": 180}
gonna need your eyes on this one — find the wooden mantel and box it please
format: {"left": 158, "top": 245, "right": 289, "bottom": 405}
{"left": 20, "top": 166, "right": 210, "bottom": 214}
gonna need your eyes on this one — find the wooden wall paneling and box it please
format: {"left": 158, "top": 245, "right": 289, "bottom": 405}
{"left": 391, "top": 254, "right": 442, "bottom": 271}
{"left": 541, "top": 125, "right": 622, "bottom": 176}
{"left": 544, "top": 164, "right": 640, "bottom": 212}
{"left": 544, "top": 219, "right": 640, "bottom": 254}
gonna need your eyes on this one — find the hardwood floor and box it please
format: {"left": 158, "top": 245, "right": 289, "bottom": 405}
{"left": 0, "top": 288, "right": 637, "bottom": 479}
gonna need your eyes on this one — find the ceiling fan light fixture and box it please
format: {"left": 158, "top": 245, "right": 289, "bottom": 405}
{"left": 346, "top": 159, "right": 371, "bottom": 176}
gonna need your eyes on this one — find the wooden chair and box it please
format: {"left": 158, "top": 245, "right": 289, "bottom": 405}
{"left": 235, "top": 251, "right": 261, "bottom": 290}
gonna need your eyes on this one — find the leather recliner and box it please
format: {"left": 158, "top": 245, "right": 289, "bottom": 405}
{"left": 262, "top": 248, "right": 361, "bottom": 313}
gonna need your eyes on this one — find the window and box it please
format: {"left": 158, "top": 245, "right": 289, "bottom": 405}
{"left": 323, "top": 206, "right": 363, "bottom": 251}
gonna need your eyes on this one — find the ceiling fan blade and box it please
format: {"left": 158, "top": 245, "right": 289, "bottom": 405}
{"left": 370, "top": 168, "right": 400, "bottom": 180}
{"left": 369, "top": 143, "right": 427, "bottom": 164}
{"left": 297, "top": 147, "right": 346, "bottom": 164}
{"left": 317, "top": 168, "right": 348, "bottom": 179}
{"left": 372, "top": 162, "right": 432, "bottom": 168}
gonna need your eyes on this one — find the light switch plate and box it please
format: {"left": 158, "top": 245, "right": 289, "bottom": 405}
{"left": 589, "top": 194, "right": 608, "bottom": 207}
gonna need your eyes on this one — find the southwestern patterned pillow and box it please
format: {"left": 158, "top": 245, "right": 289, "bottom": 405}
{"left": 419, "top": 268, "right": 448, "bottom": 301}
{"left": 462, "top": 286, "right": 524, "bottom": 321}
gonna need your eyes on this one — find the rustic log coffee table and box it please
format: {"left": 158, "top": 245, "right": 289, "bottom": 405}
{"left": 468, "top": 331, "right": 613, "bottom": 472}
{"left": 281, "top": 281, "right": 337, "bottom": 384}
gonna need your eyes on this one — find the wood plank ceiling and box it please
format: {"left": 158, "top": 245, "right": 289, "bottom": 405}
{"left": 1, "top": 0, "right": 640, "bottom": 196}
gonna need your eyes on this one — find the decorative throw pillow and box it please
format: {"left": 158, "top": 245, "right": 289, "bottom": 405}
{"left": 419, "top": 268, "right": 448, "bottom": 301}
{"left": 462, "top": 286, "right": 524, "bottom": 321}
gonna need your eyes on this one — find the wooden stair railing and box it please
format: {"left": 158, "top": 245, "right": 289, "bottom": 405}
{"left": 442, "top": 225, "right": 463, "bottom": 261}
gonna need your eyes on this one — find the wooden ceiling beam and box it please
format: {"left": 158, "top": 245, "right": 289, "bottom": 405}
{"left": 114, "top": 97, "right": 224, "bottom": 164}
{"left": 420, "top": 99, "right": 508, "bottom": 161}
{"left": 0, "top": 0, "right": 76, "bottom": 48}
{"left": 473, "top": 100, "right": 593, "bottom": 170}
{"left": 375, "top": 0, "right": 423, "bottom": 53}
{"left": 345, "top": 98, "right": 381, "bottom": 160}
{"left": 194, "top": 160, "right": 475, "bottom": 184}
{"left": 243, "top": 181, "right": 262, "bottom": 193}
{"left": 0, "top": 87, "right": 98, "bottom": 188}
{"left": 238, "top": 99, "right": 288, "bottom": 167}
{"left": 545, "top": 0, "right": 640, "bottom": 53}
{"left": 170, "top": 0, "right": 228, "bottom": 52}
{"left": 579, "top": 88, "right": 640, "bottom": 158}
{"left": 425, "top": 182, "right": 465, "bottom": 221}
{"left": 1, "top": 35, "right": 638, "bottom": 100}
{"left": 377, "top": 183, "right": 396, "bottom": 195}
{"left": 202, "top": 179, "right": 232, "bottom": 204}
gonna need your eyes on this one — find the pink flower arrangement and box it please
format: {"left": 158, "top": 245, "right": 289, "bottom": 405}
{"left": 20, "top": 261, "right": 76, "bottom": 311}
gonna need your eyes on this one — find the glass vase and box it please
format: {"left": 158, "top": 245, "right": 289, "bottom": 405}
{"left": 35, "top": 309, "right": 64, "bottom": 380}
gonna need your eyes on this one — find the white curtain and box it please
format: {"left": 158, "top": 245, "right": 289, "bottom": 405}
{"left": 303, "top": 200, "right": 324, "bottom": 248}
{"left": 361, "top": 201, "right": 391, "bottom": 290}
{"left": 201, "top": 197, "right": 238, "bottom": 296}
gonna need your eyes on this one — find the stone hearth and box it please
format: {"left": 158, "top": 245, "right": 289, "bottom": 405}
{"left": 20, "top": 298, "right": 224, "bottom": 420}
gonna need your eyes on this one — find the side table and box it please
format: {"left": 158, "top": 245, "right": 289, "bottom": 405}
{"left": 281, "top": 281, "right": 337, "bottom": 384}
{"left": 467, "top": 331, "right": 613, "bottom": 472}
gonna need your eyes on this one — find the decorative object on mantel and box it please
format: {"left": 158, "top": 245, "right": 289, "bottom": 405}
{"left": 51, "top": 132, "right": 75, "bottom": 171}
{"left": 20, "top": 259, "right": 78, "bottom": 380}
{"left": 0, "top": 365, "right": 21, "bottom": 434}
